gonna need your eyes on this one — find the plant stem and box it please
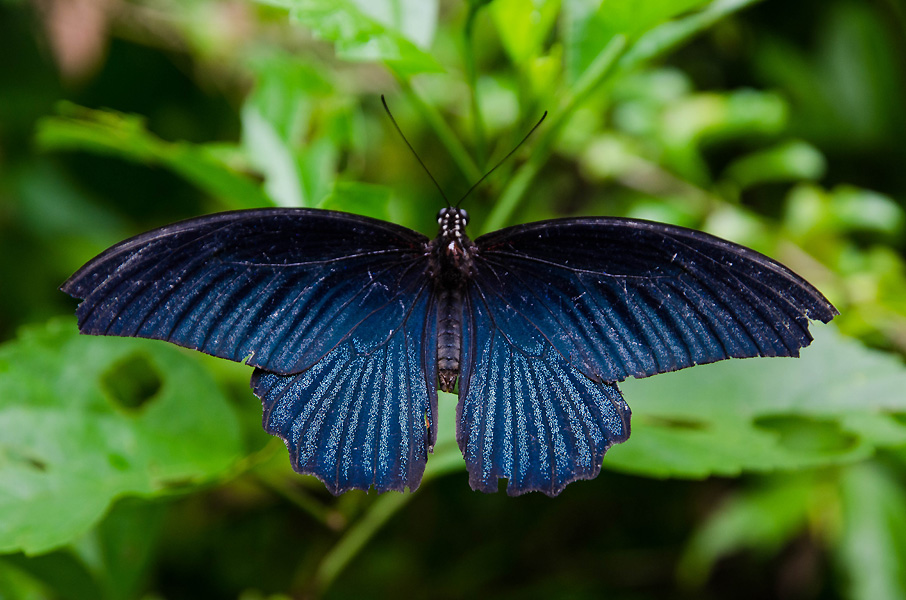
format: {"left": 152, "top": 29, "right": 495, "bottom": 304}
{"left": 312, "top": 442, "right": 464, "bottom": 593}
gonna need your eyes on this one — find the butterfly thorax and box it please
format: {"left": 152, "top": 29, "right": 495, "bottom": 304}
{"left": 429, "top": 208, "right": 476, "bottom": 392}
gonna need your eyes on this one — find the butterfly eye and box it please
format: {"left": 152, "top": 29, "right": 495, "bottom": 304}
{"left": 436, "top": 208, "right": 447, "bottom": 224}
{"left": 458, "top": 209, "right": 469, "bottom": 225}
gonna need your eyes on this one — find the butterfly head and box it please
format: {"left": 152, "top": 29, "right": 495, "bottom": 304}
{"left": 436, "top": 207, "right": 470, "bottom": 242}
{"left": 431, "top": 207, "right": 475, "bottom": 280}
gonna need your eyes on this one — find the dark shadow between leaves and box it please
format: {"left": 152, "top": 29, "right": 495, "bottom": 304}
{"left": 754, "top": 416, "right": 858, "bottom": 454}
{"left": 638, "top": 415, "right": 709, "bottom": 430}
{"left": 100, "top": 352, "right": 163, "bottom": 413}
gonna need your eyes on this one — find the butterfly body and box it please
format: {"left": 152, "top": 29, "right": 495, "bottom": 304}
{"left": 63, "top": 207, "right": 836, "bottom": 496}
{"left": 429, "top": 207, "right": 476, "bottom": 392}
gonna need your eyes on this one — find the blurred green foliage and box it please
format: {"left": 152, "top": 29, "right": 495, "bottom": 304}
{"left": 1, "top": 0, "right": 906, "bottom": 598}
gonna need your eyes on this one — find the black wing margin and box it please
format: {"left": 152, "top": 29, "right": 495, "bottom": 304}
{"left": 472, "top": 217, "right": 837, "bottom": 384}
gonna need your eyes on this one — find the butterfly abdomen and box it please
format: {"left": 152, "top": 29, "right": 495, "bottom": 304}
{"left": 437, "top": 286, "right": 464, "bottom": 392}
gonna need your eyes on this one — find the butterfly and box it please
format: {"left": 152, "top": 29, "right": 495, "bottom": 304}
{"left": 62, "top": 204, "right": 837, "bottom": 496}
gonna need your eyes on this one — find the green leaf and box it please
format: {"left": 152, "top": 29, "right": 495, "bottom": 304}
{"left": 608, "top": 327, "right": 906, "bottom": 478}
{"left": 318, "top": 181, "right": 393, "bottom": 221}
{"left": 722, "top": 140, "right": 826, "bottom": 190}
{"left": 35, "top": 103, "right": 272, "bottom": 210}
{"left": 0, "top": 558, "right": 54, "bottom": 600}
{"left": 837, "top": 464, "right": 906, "bottom": 600}
{"left": 677, "top": 475, "right": 821, "bottom": 588}
{"left": 256, "top": 0, "right": 442, "bottom": 76}
{"left": 0, "top": 320, "right": 243, "bottom": 555}
{"left": 618, "top": 0, "right": 766, "bottom": 71}
{"left": 563, "top": 0, "right": 709, "bottom": 82}
{"left": 241, "top": 54, "right": 338, "bottom": 208}
{"left": 490, "top": 0, "right": 561, "bottom": 64}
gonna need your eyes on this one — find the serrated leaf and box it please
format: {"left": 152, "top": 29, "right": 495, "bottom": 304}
{"left": 608, "top": 327, "right": 906, "bottom": 478}
{"left": 0, "top": 320, "right": 243, "bottom": 555}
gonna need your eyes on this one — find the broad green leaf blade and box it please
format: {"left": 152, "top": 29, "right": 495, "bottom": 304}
{"left": 256, "top": 0, "right": 442, "bottom": 76}
{"left": 0, "top": 320, "right": 243, "bottom": 555}
{"left": 837, "top": 464, "right": 906, "bottom": 600}
{"left": 609, "top": 327, "right": 906, "bottom": 477}
{"left": 35, "top": 104, "right": 272, "bottom": 210}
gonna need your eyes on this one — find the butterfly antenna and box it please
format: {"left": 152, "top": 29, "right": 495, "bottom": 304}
{"left": 455, "top": 110, "right": 547, "bottom": 208}
{"left": 381, "top": 95, "right": 451, "bottom": 207}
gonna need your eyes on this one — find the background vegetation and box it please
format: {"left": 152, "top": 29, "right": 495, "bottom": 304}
{"left": 2, "top": 0, "right": 906, "bottom": 598}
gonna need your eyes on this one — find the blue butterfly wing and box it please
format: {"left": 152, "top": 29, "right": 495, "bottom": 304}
{"left": 472, "top": 217, "right": 837, "bottom": 382}
{"left": 458, "top": 285, "right": 631, "bottom": 496}
{"left": 253, "top": 284, "right": 438, "bottom": 494}
{"left": 457, "top": 217, "right": 836, "bottom": 495}
{"left": 62, "top": 208, "right": 431, "bottom": 375}
{"left": 64, "top": 208, "right": 439, "bottom": 493}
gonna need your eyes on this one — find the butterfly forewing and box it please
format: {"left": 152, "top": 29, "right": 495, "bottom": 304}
{"left": 470, "top": 217, "right": 837, "bottom": 384}
{"left": 62, "top": 209, "right": 432, "bottom": 375}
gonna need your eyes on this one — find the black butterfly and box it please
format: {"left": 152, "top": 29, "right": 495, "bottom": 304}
{"left": 62, "top": 205, "right": 837, "bottom": 496}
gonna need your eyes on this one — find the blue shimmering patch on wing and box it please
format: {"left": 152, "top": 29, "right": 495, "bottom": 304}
{"left": 457, "top": 286, "right": 630, "bottom": 497}
{"left": 252, "top": 287, "right": 438, "bottom": 495}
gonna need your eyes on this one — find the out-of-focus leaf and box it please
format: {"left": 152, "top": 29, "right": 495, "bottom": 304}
{"left": 490, "top": 0, "right": 560, "bottom": 64}
{"left": 784, "top": 184, "right": 906, "bottom": 238}
{"left": 830, "top": 187, "right": 905, "bottom": 236}
{"left": 241, "top": 53, "right": 338, "bottom": 208}
{"left": 0, "top": 558, "right": 53, "bottom": 600}
{"left": 73, "top": 499, "right": 168, "bottom": 600}
{"left": 241, "top": 103, "right": 305, "bottom": 207}
{"left": 35, "top": 104, "right": 271, "bottom": 210}
{"left": 318, "top": 181, "right": 392, "bottom": 221}
{"left": 0, "top": 320, "right": 243, "bottom": 555}
{"left": 619, "top": 0, "right": 766, "bottom": 71}
{"left": 659, "top": 90, "right": 787, "bottom": 183}
{"left": 562, "top": 0, "right": 708, "bottom": 82}
{"left": 723, "top": 140, "right": 826, "bottom": 190}
{"left": 677, "top": 475, "right": 825, "bottom": 588}
{"left": 837, "top": 464, "right": 906, "bottom": 600}
{"left": 608, "top": 327, "right": 906, "bottom": 478}
{"left": 754, "top": 2, "right": 906, "bottom": 147}
{"left": 256, "top": 0, "right": 442, "bottom": 76}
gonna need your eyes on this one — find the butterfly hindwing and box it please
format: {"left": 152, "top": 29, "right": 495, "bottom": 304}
{"left": 457, "top": 283, "right": 631, "bottom": 496}
{"left": 62, "top": 209, "right": 431, "bottom": 375}
{"left": 253, "top": 285, "right": 438, "bottom": 494}
{"left": 472, "top": 217, "right": 837, "bottom": 383}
